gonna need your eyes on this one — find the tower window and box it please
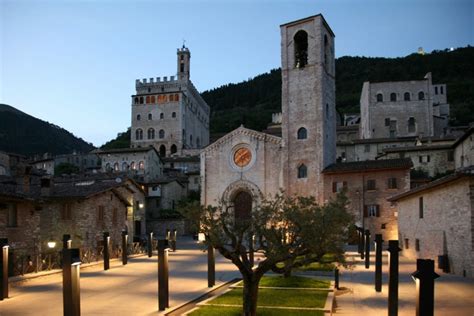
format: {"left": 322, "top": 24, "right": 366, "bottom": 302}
{"left": 418, "top": 91, "right": 425, "bottom": 100}
{"left": 440, "top": 86, "right": 444, "bottom": 94}
{"left": 148, "top": 113, "right": 152, "bottom": 120}
{"left": 151, "top": 95, "right": 156, "bottom": 103}
{"left": 408, "top": 117, "right": 416, "bottom": 133}
{"left": 170, "top": 144, "right": 177, "bottom": 154}
{"left": 160, "top": 113, "right": 164, "bottom": 119}
{"left": 172, "top": 112, "right": 176, "bottom": 118}
{"left": 294, "top": 30, "right": 308, "bottom": 68}
{"left": 146, "top": 96, "right": 150, "bottom": 104}
{"left": 137, "top": 114, "right": 141, "bottom": 121}
{"left": 434, "top": 86, "right": 438, "bottom": 95}
{"left": 390, "top": 93, "right": 397, "bottom": 102}
{"left": 376, "top": 93, "right": 383, "bottom": 102}
{"left": 147, "top": 128, "right": 155, "bottom": 140}
{"left": 159, "top": 145, "right": 166, "bottom": 157}
{"left": 297, "top": 127, "right": 307, "bottom": 139}
{"left": 297, "top": 164, "right": 307, "bottom": 179}
{"left": 134, "top": 97, "right": 139, "bottom": 104}
{"left": 139, "top": 96, "right": 144, "bottom": 104}
{"left": 135, "top": 129, "right": 143, "bottom": 140}
{"left": 404, "top": 92, "right": 410, "bottom": 101}
{"left": 196, "top": 137, "right": 201, "bottom": 148}
{"left": 180, "top": 63, "right": 184, "bottom": 73}
{"left": 159, "top": 129, "right": 165, "bottom": 139}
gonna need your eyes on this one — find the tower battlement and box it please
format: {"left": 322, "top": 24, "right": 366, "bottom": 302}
{"left": 135, "top": 76, "right": 178, "bottom": 87}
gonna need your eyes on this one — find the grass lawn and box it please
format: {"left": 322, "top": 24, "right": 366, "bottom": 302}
{"left": 209, "top": 288, "right": 327, "bottom": 308}
{"left": 258, "top": 275, "right": 330, "bottom": 288}
{"left": 189, "top": 305, "right": 325, "bottom": 316}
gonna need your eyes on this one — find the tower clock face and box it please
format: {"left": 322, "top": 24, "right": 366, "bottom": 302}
{"left": 233, "top": 147, "right": 252, "bottom": 168}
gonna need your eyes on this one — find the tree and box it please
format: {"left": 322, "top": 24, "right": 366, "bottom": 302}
{"left": 181, "top": 192, "right": 353, "bottom": 316}
{"left": 54, "top": 162, "right": 79, "bottom": 175}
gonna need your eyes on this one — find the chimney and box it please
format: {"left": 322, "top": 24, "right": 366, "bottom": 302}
{"left": 41, "top": 177, "right": 52, "bottom": 196}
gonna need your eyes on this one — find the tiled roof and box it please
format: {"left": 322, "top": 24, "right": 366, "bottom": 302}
{"left": 95, "top": 146, "right": 157, "bottom": 155}
{"left": 382, "top": 144, "right": 452, "bottom": 153}
{"left": 162, "top": 156, "right": 200, "bottom": 163}
{"left": 323, "top": 158, "right": 413, "bottom": 174}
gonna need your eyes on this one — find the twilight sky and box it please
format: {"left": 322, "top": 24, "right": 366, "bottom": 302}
{"left": 1, "top": 0, "right": 472, "bottom": 147}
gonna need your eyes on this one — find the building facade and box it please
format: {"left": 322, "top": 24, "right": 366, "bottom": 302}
{"left": 130, "top": 46, "right": 210, "bottom": 157}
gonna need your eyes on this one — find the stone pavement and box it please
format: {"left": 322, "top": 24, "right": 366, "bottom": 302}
{"left": 335, "top": 250, "right": 474, "bottom": 316}
{"left": 0, "top": 237, "right": 239, "bottom": 316}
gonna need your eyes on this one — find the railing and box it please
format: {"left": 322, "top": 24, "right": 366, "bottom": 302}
{"left": 9, "top": 242, "right": 148, "bottom": 277}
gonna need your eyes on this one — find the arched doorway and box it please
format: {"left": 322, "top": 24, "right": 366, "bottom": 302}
{"left": 233, "top": 191, "right": 252, "bottom": 221}
{"left": 159, "top": 145, "right": 166, "bottom": 157}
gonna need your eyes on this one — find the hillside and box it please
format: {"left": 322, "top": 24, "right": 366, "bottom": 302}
{"left": 0, "top": 104, "right": 95, "bottom": 156}
{"left": 103, "top": 46, "right": 474, "bottom": 148}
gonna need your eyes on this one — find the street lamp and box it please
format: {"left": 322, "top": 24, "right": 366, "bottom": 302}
{"left": 47, "top": 240, "right": 57, "bottom": 249}
{"left": 0, "top": 238, "right": 9, "bottom": 300}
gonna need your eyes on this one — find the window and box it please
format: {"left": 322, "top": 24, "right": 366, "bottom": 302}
{"left": 197, "top": 137, "right": 201, "bottom": 148}
{"left": 122, "top": 162, "right": 129, "bottom": 171}
{"left": 418, "top": 91, "right": 425, "bottom": 100}
{"left": 385, "top": 118, "right": 390, "bottom": 126}
{"left": 419, "top": 196, "right": 424, "bottom": 218}
{"left": 169, "top": 94, "right": 174, "bottom": 102}
{"left": 135, "top": 129, "right": 143, "bottom": 140}
{"left": 440, "top": 86, "right": 444, "bottom": 94}
{"left": 98, "top": 205, "right": 105, "bottom": 222}
{"left": 148, "top": 113, "right": 152, "bottom": 120}
{"left": 408, "top": 117, "right": 416, "bottom": 133}
{"left": 159, "top": 145, "right": 166, "bottom": 157}
{"left": 7, "top": 204, "right": 18, "bottom": 227}
{"left": 297, "top": 164, "right": 307, "bottom": 179}
{"left": 294, "top": 30, "right": 308, "bottom": 68}
{"left": 388, "top": 177, "right": 398, "bottom": 189}
{"left": 390, "top": 93, "right": 397, "bottom": 102}
{"left": 170, "top": 144, "right": 177, "bottom": 154}
{"left": 419, "top": 155, "right": 430, "bottom": 163}
{"left": 151, "top": 95, "right": 155, "bottom": 103}
{"left": 105, "top": 163, "right": 111, "bottom": 172}
{"left": 174, "top": 94, "right": 179, "bottom": 101}
{"left": 114, "top": 162, "right": 119, "bottom": 171}
{"left": 146, "top": 96, "right": 150, "bottom": 104}
{"left": 332, "top": 181, "right": 347, "bottom": 193}
{"left": 190, "top": 134, "right": 193, "bottom": 146}
{"left": 404, "top": 92, "right": 410, "bottom": 101}
{"left": 404, "top": 238, "right": 409, "bottom": 249}
{"left": 415, "top": 239, "right": 420, "bottom": 251}
{"left": 160, "top": 113, "right": 164, "bottom": 119}
{"left": 159, "top": 129, "right": 165, "bottom": 139}
{"left": 434, "top": 86, "right": 438, "bottom": 95}
{"left": 61, "top": 203, "right": 72, "bottom": 220}
{"left": 180, "top": 63, "right": 184, "bottom": 73}
{"left": 364, "top": 204, "right": 380, "bottom": 217}
{"left": 367, "top": 179, "right": 376, "bottom": 191}
{"left": 139, "top": 96, "right": 144, "bottom": 104}
{"left": 172, "top": 112, "right": 176, "bottom": 118}
{"left": 376, "top": 93, "right": 383, "bottom": 102}
{"left": 134, "top": 97, "right": 139, "bottom": 104}
{"left": 364, "top": 144, "right": 371, "bottom": 153}
{"left": 147, "top": 128, "right": 155, "bottom": 140}
{"left": 130, "top": 162, "right": 136, "bottom": 170}
{"left": 297, "top": 127, "right": 307, "bottom": 139}
{"left": 447, "top": 150, "right": 454, "bottom": 162}
{"left": 138, "top": 161, "right": 145, "bottom": 170}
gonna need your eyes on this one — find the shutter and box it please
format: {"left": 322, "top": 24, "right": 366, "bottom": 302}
{"left": 376, "top": 205, "right": 380, "bottom": 217}
{"left": 332, "top": 182, "right": 337, "bottom": 193}
{"left": 363, "top": 205, "right": 368, "bottom": 218}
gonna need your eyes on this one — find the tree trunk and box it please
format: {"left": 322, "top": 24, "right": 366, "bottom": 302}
{"left": 283, "top": 258, "right": 293, "bottom": 278}
{"left": 242, "top": 275, "right": 260, "bottom": 316}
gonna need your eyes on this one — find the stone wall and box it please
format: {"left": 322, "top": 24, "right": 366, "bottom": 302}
{"left": 396, "top": 176, "right": 473, "bottom": 277}
{"left": 454, "top": 131, "right": 474, "bottom": 169}
{"left": 147, "top": 219, "right": 188, "bottom": 237}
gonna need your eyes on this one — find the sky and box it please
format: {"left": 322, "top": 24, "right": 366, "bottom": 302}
{"left": 1, "top": 0, "right": 473, "bottom": 147}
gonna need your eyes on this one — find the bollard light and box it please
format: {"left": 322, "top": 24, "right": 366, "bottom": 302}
{"left": 47, "top": 240, "right": 57, "bottom": 249}
{"left": 158, "top": 239, "right": 170, "bottom": 311}
{"left": 0, "top": 238, "right": 9, "bottom": 300}
{"left": 387, "top": 240, "right": 401, "bottom": 316}
{"left": 121, "top": 231, "right": 128, "bottom": 265}
{"left": 198, "top": 233, "right": 206, "bottom": 243}
{"left": 103, "top": 232, "right": 110, "bottom": 270}
{"left": 171, "top": 229, "right": 177, "bottom": 252}
{"left": 374, "top": 234, "right": 383, "bottom": 292}
{"left": 63, "top": 248, "right": 81, "bottom": 316}
{"left": 207, "top": 236, "right": 215, "bottom": 288}
{"left": 364, "top": 229, "right": 370, "bottom": 269}
{"left": 334, "top": 267, "right": 340, "bottom": 290}
{"left": 412, "top": 259, "right": 439, "bottom": 316}
{"left": 148, "top": 232, "right": 154, "bottom": 258}
{"left": 62, "top": 234, "right": 72, "bottom": 250}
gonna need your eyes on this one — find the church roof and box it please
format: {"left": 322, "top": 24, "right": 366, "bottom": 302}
{"left": 323, "top": 158, "right": 413, "bottom": 174}
{"left": 203, "top": 126, "right": 282, "bottom": 153}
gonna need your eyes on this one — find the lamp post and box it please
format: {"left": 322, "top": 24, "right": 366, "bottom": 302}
{"left": 171, "top": 229, "right": 177, "bottom": 252}
{"left": 364, "top": 229, "right": 370, "bottom": 269}
{"left": 355, "top": 225, "right": 362, "bottom": 255}
{"left": 334, "top": 267, "right": 340, "bottom": 290}
{"left": 62, "top": 248, "right": 81, "bottom": 316}
{"left": 148, "top": 232, "right": 154, "bottom": 258}
{"left": 412, "top": 259, "right": 440, "bottom": 316}
{"left": 121, "top": 231, "right": 128, "bottom": 265}
{"left": 103, "top": 232, "right": 110, "bottom": 271}
{"left": 0, "top": 238, "right": 9, "bottom": 300}
{"left": 387, "top": 240, "right": 401, "bottom": 316}
{"left": 205, "top": 235, "right": 215, "bottom": 288}
{"left": 47, "top": 239, "right": 57, "bottom": 270}
{"left": 62, "top": 234, "right": 71, "bottom": 250}
{"left": 158, "top": 239, "right": 170, "bottom": 311}
{"left": 374, "top": 234, "right": 383, "bottom": 292}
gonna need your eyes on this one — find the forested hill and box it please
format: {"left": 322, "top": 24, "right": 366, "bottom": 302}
{"left": 0, "top": 104, "right": 95, "bottom": 156}
{"left": 201, "top": 46, "right": 474, "bottom": 135}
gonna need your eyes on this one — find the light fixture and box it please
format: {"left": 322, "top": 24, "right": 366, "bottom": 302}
{"left": 47, "top": 240, "right": 56, "bottom": 249}
{"left": 198, "top": 233, "right": 206, "bottom": 243}
{"left": 139, "top": 202, "right": 144, "bottom": 209}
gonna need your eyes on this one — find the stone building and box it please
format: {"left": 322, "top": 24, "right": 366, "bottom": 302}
{"left": 323, "top": 159, "right": 412, "bottom": 241}
{"left": 453, "top": 127, "right": 474, "bottom": 169}
{"left": 360, "top": 72, "right": 450, "bottom": 139}
{"left": 31, "top": 152, "right": 100, "bottom": 175}
{"left": 389, "top": 167, "right": 474, "bottom": 277}
{"left": 130, "top": 46, "right": 210, "bottom": 157}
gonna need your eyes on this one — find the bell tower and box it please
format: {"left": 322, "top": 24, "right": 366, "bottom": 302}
{"left": 177, "top": 45, "right": 190, "bottom": 81}
{"left": 280, "top": 14, "right": 336, "bottom": 201}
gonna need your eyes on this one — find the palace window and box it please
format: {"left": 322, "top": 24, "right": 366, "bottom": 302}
{"left": 134, "top": 97, "right": 139, "bottom": 104}
{"left": 385, "top": 118, "right": 390, "bottom": 126}
{"left": 139, "top": 96, "right": 144, "bottom": 104}
{"left": 148, "top": 128, "right": 155, "bottom": 140}
{"left": 135, "top": 129, "right": 143, "bottom": 140}
{"left": 172, "top": 112, "right": 176, "bottom": 118}
{"left": 332, "top": 181, "right": 347, "bottom": 193}
{"left": 440, "top": 86, "right": 444, "bottom": 94}
{"left": 367, "top": 179, "right": 376, "bottom": 191}
{"left": 294, "top": 30, "right": 308, "bottom": 68}
{"left": 404, "top": 92, "right": 410, "bottom": 101}
{"left": 297, "top": 127, "right": 307, "bottom": 139}
{"left": 148, "top": 113, "right": 152, "bottom": 120}
{"left": 159, "top": 129, "right": 165, "bottom": 139}
{"left": 418, "top": 91, "right": 425, "bottom": 100}
{"left": 408, "top": 117, "right": 416, "bottom": 133}
{"left": 387, "top": 177, "right": 398, "bottom": 189}
{"left": 136, "top": 114, "right": 141, "bottom": 121}
{"left": 435, "top": 87, "right": 438, "bottom": 95}
{"left": 170, "top": 144, "right": 177, "bottom": 154}
{"left": 138, "top": 161, "right": 145, "bottom": 170}
{"left": 159, "top": 145, "right": 166, "bottom": 157}
{"left": 364, "top": 204, "right": 380, "bottom": 217}
{"left": 297, "top": 164, "right": 307, "bottom": 179}
{"left": 376, "top": 93, "right": 383, "bottom": 102}
{"left": 160, "top": 113, "right": 164, "bottom": 119}
{"left": 390, "top": 93, "right": 397, "bottom": 102}
{"left": 146, "top": 96, "right": 150, "bottom": 104}
{"left": 150, "top": 96, "right": 156, "bottom": 103}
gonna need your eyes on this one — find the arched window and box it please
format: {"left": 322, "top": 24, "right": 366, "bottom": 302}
{"left": 122, "top": 162, "right": 129, "bottom": 171}
{"left": 408, "top": 117, "right": 416, "bottom": 133}
{"left": 196, "top": 137, "right": 201, "bottom": 148}
{"left": 376, "top": 93, "right": 383, "bottom": 102}
{"left": 294, "top": 30, "right": 308, "bottom": 68}
{"left": 297, "top": 127, "right": 307, "bottom": 139}
{"left": 148, "top": 113, "right": 152, "bottom": 120}
{"left": 105, "top": 163, "right": 111, "bottom": 172}
{"left": 174, "top": 94, "right": 179, "bottom": 101}
{"left": 139, "top": 96, "right": 144, "bottom": 104}
{"left": 159, "top": 145, "right": 166, "bottom": 157}
{"left": 138, "top": 161, "right": 145, "bottom": 170}
{"left": 150, "top": 96, "right": 156, "bottom": 103}
{"left": 135, "top": 129, "right": 143, "bottom": 140}
{"left": 297, "top": 164, "right": 307, "bottom": 179}
{"left": 136, "top": 114, "right": 141, "bottom": 121}
{"left": 160, "top": 113, "right": 164, "bottom": 119}
{"left": 134, "top": 97, "right": 139, "bottom": 104}
{"left": 418, "top": 91, "right": 425, "bottom": 100}
{"left": 390, "top": 93, "right": 397, "bottom": 102}
{"left": 170, "top": 144, "right": 177, "bottom": 154}
{"left": 159, "top": 129, "right": 165, "bottom": 139}
{"left": 172, "top": 112, "right": 176, "bottom": 118}
{"left": 404, "top": 92, "right": 410, "bottom": 101}
{"left": 130, "top": 162, "right": 136, "bottom": 170}
{"left": 147, "top": 128, "right": 155, "bottom": 140}
{"left": 190, "top": 134, "right": 193, "bottom": 146}
{"left": 113, "top": 162, "right": 119, "bottom": 172}
{"left": 326, "top": 103, "right": 329, "bottom": 119}
{"left": 145, "top": 96, "right": 150, "bottom": 104}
